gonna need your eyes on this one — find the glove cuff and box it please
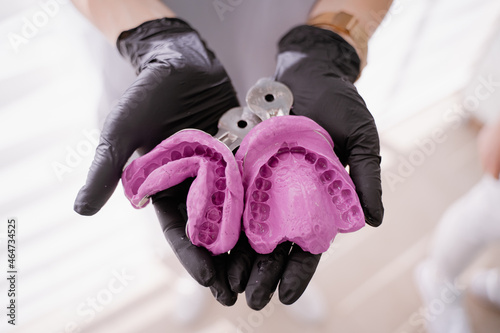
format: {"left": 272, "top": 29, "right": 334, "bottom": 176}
{"left": 277, "top": 25, "right": 361, "bottom": 83}
{"left": 116, "top": 17, "right": 197, "bottom": 73}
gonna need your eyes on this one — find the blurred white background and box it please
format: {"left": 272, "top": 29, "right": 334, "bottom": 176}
{"left": 1, "top": 1, "right": 500, "bottom": 333}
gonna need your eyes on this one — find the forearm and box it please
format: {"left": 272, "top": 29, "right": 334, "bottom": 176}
{"left": 310, "top": 0, "right": 394, "bottom": 37}
{"left": 309, "top": 0, "right": 394, "bottom": 69}
{"left": 71, "top": 0, "right": 175, "bottom": 43}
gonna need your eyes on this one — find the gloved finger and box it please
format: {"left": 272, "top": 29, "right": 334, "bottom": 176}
{"left": 74, "top": 83, "right": 147, "bottom": 216}
{"left": 74, "top": 66, "right": 166, "bottom": 216}
{"left": 74, "top": 135, "right": 136, "bottom": 215}
{"left": 278, "top": 244, "right": 321, "bottom": 305}
{"left": 209, "top": 253, "right": 238, "bottom": 306}
{"left": 227, "top": 232, "right": 257, "bottom": 293}
{"left": 153, "top": 181, "right": 216, "bottom": 287}
{"left": 245, "top": 242, "right": 292, "bottom": 310}
{"left": 347, "top": 124, "right": 383, "bottom": 227}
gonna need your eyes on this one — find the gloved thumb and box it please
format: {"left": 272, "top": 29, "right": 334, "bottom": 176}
{"left": 347, "top": 130, "right": 383, "bottom": 227}
{"left": 74, "top": 134, "right": 136, "bottom": 215}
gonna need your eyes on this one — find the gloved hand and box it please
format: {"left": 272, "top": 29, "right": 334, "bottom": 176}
{"left": 152, "top": 180, "right": 237, "bottom": 305}
{"left": 226, "top": 25, "right": 383, "bottom": 310}
{"left": 274, "top": 25, "right": 383, "bottom": 225}
{"left": 74, "top": 18, "right": 240, "bottom": 305}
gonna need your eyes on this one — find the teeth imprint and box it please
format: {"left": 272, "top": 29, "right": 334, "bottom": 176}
{"left": 183, "top": 146, "right": 194, "bottom": 157}
{"left": 215, "top": 179, "right": 226, "bottom": 190}
{"left": 259, "top": 165, "right": 273, "bottom": 178}
{"left": 194, "top": 145, "right": 205, "bottom": 155}
{"left": 267, "top": 156, "right": 279, "bottom": 168}
{"left": 171, "top": 150, "right": 182, "bottom": 160}
{"left": 305, "top": 152, "right": 317, "bottom": 164}
{"left": 291, "top": 146, "right": 306, "bottom": 156}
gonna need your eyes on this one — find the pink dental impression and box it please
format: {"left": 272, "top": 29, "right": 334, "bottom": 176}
{"left": 121, "top": 129, "right": 244, "bottom": 255}
{"left": 235, "top": 115, "right": 365, "bottom": 255}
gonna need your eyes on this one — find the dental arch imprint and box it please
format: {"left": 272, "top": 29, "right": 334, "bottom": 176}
{"left": 122, "top": 78, "right": 364, "bottom": 255}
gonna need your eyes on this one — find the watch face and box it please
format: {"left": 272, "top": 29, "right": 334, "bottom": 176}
{"left": 331, "top": 12, "right": 356, "bottom": 30}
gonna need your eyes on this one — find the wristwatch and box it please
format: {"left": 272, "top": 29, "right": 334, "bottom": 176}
{"left": 307, "top": 11, "right": 369, "bottom": 70}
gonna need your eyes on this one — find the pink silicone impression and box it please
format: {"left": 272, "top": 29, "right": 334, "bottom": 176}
{"left": 122, "top": 129, "right": 243, "bottom": 255}
{"left": 235, "top": 116, "right": 365, "bottom": 255}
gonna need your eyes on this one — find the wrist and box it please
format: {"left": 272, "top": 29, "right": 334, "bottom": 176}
{"left": 307, "top": 12, "right": 368, "bottom": 71}
{"left": 307, "top": 0, "right": 394, "bottom": 73}
{"left": 276, "top": 25, "right": 361, "bottom": 83}
{"left": 73, "top": 0, "right": 176, "bottom": 44}
{"left": 117, "top": 18, "right": 196, "bottom": 73}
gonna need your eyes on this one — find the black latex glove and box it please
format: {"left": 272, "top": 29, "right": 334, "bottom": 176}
{"left": 227, "top": 25, "right": 383, "bottom": 310}
{"left": 74, "top": 18, "right": 239, "bottom": 305}
{"left": 275, "top": 25, "right": 383, "bottom": 226}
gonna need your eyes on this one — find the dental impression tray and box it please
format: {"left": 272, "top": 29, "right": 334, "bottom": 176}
{"left": 121, "top": 78, "right": 364, "bottom": 255}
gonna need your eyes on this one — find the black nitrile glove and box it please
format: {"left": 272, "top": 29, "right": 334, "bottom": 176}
{"left": 275, "top": 25, "right": 383, "bottom": 226}
{"left": 74, "top": 18, "right": 239, "bottom": 305}
{"left": 228, "top": 25, "right": 383, "bottom": 310}
{"left": 152, "top": 181, "right": 236, "bottom": 306}
{"left": 228, "top": 238, "right": 321, "bottom": 310}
